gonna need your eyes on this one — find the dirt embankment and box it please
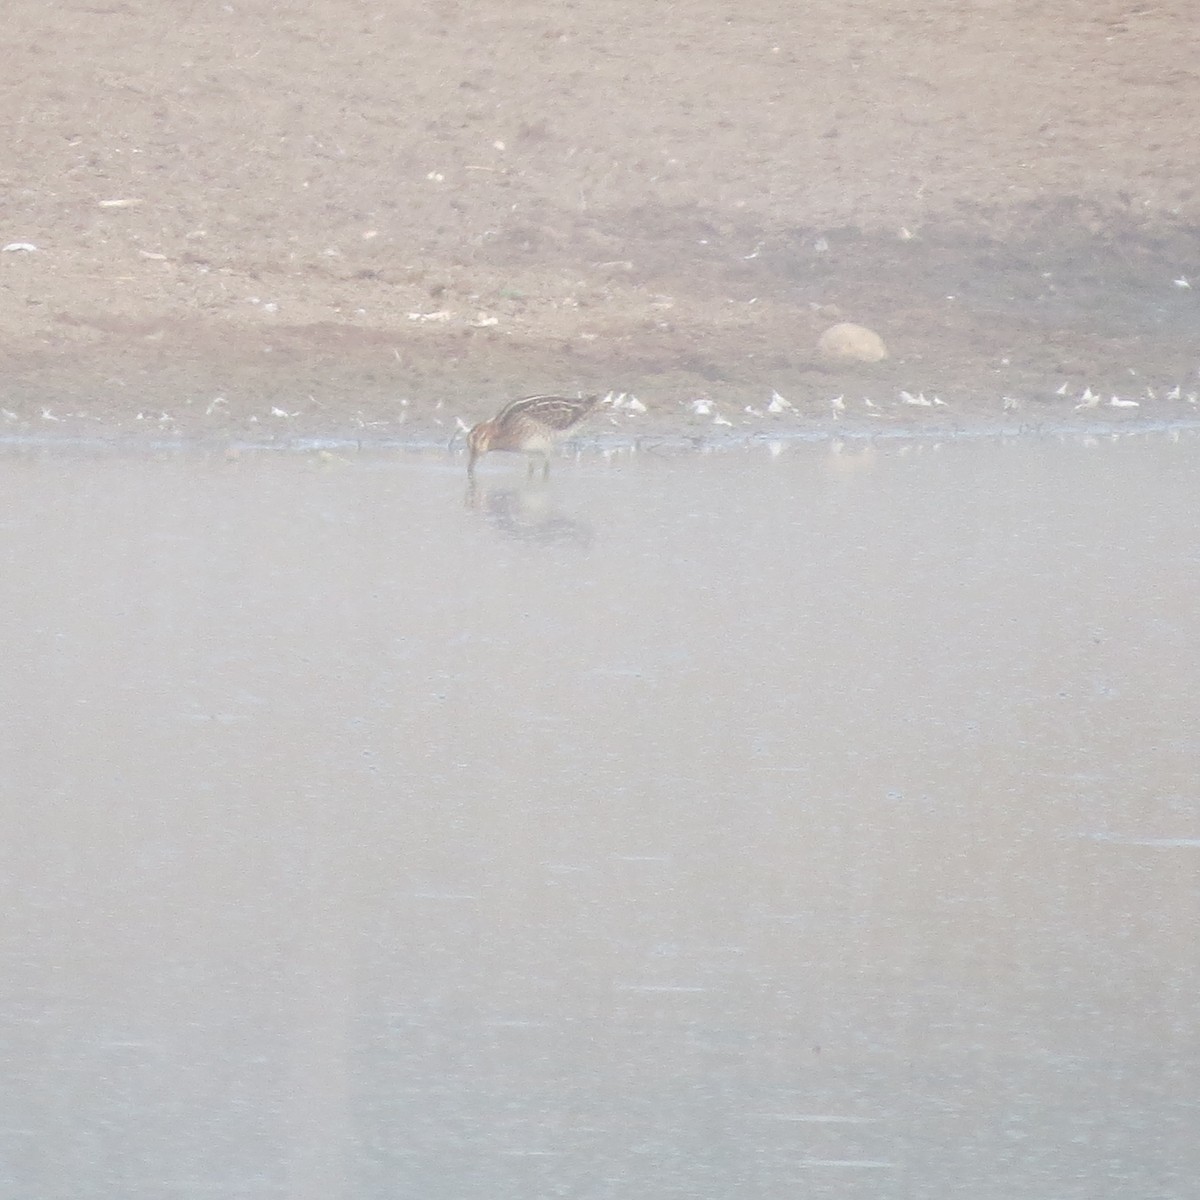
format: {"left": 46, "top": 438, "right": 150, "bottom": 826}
{"left": 1, "top": 0, "right": 1197, "bottom": 445}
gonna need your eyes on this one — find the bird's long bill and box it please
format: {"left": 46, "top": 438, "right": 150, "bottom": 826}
{"left": 467, "top": 445, "right": 479, "bottom": 477}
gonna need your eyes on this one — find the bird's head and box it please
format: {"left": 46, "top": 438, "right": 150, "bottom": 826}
{"left": 465, "top": 421, "right": 493, "bottom": 475}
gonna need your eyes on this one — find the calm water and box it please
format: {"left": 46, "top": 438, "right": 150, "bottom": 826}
{"left": 1, "top": 434, "right": 1198, "bottom": 1199}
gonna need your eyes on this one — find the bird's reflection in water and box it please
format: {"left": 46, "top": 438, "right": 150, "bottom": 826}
{"left": 465, "top": 480, "right": 594, "bottom": 549}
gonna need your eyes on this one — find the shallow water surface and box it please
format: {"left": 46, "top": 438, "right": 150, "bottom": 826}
{"left": 1, "top": 435, "right": 1198, "bottom": 1199}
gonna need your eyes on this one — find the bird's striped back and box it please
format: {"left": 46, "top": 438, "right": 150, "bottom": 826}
{"left": 493, "top": 393, "right": 600, "bottom": 432}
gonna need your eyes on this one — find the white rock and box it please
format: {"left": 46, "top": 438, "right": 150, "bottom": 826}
{"left": 817, "top": 322, "right": 888, "bottom": 363}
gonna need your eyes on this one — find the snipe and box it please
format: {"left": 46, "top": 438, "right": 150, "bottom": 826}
{"left": 466, "top": 393, "right": 600, "bottom": 478}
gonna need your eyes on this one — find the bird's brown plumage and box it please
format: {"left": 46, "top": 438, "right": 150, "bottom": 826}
{"left": 466, "top": 393, "right": 600, "bottom": 477}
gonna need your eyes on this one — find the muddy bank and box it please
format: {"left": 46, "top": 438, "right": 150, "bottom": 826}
{"left": 3, "top": 212, "right": 1197, "bottom": 449}
{"left": 1, "top": 1, "right": 1196, "bottom": 444}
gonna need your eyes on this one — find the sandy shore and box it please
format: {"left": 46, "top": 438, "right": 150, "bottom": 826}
{"left": 2, "top": 1, "right": 1196, "bottom": 446}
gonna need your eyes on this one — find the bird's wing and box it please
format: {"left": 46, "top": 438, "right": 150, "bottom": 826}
{"left": 497, "top": 394, "right": 598, "bottom": 430}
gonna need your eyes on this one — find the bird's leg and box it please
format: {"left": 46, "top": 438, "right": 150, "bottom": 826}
{"left": 541, "top": 454, "right": 551, "bottom": 479}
